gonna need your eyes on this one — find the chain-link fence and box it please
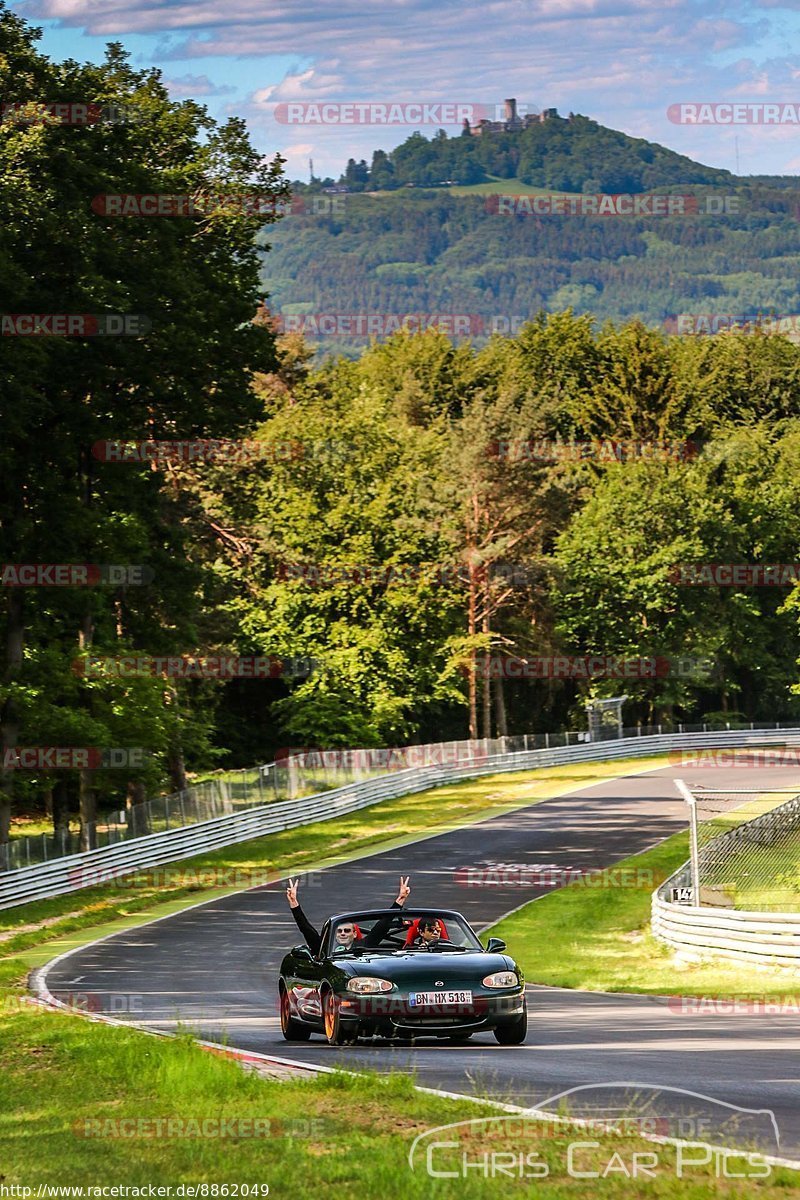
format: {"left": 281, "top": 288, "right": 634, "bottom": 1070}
{"left": 677, "top": 780, "right": 800, "bottom": 910}
{"left": 0, "top": 767, "right": 281, "bottom": 873}
{"left": 4, "top": 718, "right": 799, "bottom": 873}
{"left": 275, "top": 722, "right": 800, "bottom": 799}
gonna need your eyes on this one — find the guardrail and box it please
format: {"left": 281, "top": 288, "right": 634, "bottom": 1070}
{"left": 652, "top": 876, "right": 800, "bottom": 966}
{"left": 3, "top": 726, "right": 800, "bottom": 912}
{"left": 6, "top": 719, "right": 796, "bottom": 871}
{"left": 652, "top": 788, "right": 800, "bottom": 965}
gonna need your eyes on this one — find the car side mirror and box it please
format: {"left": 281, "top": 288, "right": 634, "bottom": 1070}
{"left": 295, "top": 945, "right": 313, "bottom": 961}
{"left": 486, "top": 937, "right": 506, "bottom": 953}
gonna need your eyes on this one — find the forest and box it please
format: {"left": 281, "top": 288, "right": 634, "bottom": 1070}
{"left": 3, "top": 4, "right": 800, "bottom": 845}
{"left": 263, "top": 184, "right": 800, "bottom": 355}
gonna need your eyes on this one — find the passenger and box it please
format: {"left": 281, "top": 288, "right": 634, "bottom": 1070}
{"left": 286, "top": 875, "right": 411, "bottom": 956}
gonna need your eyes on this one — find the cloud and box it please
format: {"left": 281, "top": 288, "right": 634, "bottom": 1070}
{"left": 162, "top": 73, "right": 236, "bottom": 96}
{"left": 19, "top": 0, "right": 800, "bottom": 174}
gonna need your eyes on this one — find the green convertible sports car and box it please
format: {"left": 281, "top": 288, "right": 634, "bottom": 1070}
{"left": 278, "top": 906, "right": 527, "bottom": 1045}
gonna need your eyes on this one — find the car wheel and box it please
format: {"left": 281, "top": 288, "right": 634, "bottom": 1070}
{"left": 322, "top": 989, "right": 358, "bottom": 1046}
{"left": 279, "top": 986, "right": 311, "bottom": 1041}
{"left": 493, "top": 1002, "right": 528, "bottom": 1045}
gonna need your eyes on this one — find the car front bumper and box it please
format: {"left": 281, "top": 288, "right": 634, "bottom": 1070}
{"left": 336, "top": 987, "right": 526, "bottom": 1035}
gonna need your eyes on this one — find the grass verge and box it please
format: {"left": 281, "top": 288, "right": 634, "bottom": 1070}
{"left": 1, "top": 999, "right": 796, "bottom": 1192}
{"left": 489, "top": 831, "right": 800, "bottom": 998}
{"left": 4, "top": 753, "right": 799, "bottom": 1190}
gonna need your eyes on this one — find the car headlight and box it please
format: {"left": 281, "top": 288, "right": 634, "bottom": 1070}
{"left": 347, "top": 977, "right": 394, "bottom": 994}
{"left": 483, "top": 971, "right": 519, "bottom": 988}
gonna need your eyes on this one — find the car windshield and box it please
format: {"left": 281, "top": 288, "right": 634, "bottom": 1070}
{"left": 326, "top": 911, "right": 482, "bottom": 956}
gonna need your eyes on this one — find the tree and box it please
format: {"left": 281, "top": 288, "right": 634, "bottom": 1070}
{"left": 0, "top": 8, "right": 289, "bottom": 844}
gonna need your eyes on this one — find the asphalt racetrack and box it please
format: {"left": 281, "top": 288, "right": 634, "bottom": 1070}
{"left": 43, "top": 762, "right": 800, "bottom": 1159}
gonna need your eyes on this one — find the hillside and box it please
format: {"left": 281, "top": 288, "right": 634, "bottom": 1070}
{"left": 318, "top": 112, "right": 736, "bottom": 192}
{"left": 259, "top": 178, "right": 800, "bottom": 356}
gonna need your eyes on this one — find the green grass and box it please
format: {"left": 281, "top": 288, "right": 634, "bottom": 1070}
{"left": 1, "top": 997, "right": 796, "bottom": 1192}
{"left": 366, "top": 177, "right": 579, "bottom": 197}
{"left": 4, "top": 753, "right": 800, "bottom": 1190}
{"left": 445, "top": 178, "right": 573, "bottom": 196}
{"left": 0, "top": 756, "right": 667, "bottom": 969}
{"left": 9, "top": 816, "right": 76, "bottom": 841}
{"left": 489, "top": 832, "right": 800, "bottom": 998}
{"left": 696, "top": 792, "right": 800, "bottom": 911}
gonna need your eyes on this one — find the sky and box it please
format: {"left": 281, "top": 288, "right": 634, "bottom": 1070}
{"left": 11, "top": 0, "right": 800, "bottom": 180}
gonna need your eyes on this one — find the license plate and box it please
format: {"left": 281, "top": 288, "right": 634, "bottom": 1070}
{"left": 409, "top": 990, "right": 473, "bottom": 1006}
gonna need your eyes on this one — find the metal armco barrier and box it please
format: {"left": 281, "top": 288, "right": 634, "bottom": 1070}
{"left": 652, "top": 880, "right": 800, "bottom": 966}
{"left": 2, "top": 726, "right": 799, "bottom": 912}
{"left": 653, "top": 797, "right": 800, "bottom": 966}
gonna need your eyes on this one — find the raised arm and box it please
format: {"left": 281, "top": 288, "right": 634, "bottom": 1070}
{"left": 286, "top": 877, "right": 322, "bottom": 956}
{"left": 363, "top": 877, "right": 412, "bottom": 946}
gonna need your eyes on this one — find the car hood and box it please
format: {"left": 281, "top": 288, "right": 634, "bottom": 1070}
{"left": 333, "top": 950, "right": 518, "bottom": 984}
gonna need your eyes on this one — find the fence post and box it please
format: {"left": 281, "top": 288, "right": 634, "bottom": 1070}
{"left": 676, "top": 778, "right": 701, "bottom": 907}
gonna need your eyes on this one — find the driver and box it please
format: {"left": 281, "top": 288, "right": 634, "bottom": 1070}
{"left": 404, "top": 916, "right": 446, "bottom": 950}
{"left": 286, "top": 875, "right": 411, "bottom": 956}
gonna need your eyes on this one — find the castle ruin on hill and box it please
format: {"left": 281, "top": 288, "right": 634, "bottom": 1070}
{"left": 465, "top": 98, "right": 566, "bottom": 135}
